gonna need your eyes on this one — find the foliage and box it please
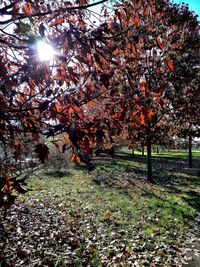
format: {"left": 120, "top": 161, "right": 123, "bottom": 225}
{"left": 0, "top": 0, "right": 200, "bottom": 208}
{"left": 0, "top": 0, "right": 112, "bottom": 208}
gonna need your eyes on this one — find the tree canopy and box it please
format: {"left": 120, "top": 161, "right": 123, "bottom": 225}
{"left": 0, "top": 0, "right": 199, "bottom": 208}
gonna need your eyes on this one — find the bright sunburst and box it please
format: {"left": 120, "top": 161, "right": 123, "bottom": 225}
{"left": 36, "top": 40, "right": 56, "bottom": 61}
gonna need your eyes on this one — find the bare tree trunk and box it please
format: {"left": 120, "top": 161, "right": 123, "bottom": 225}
{"left": 142, "top": 146, "right": 144, "bottom": 156}
{"left": 132, "top": 149, "right": 135, "bottom": 157}
{"left": 147, "top": 136, "right": 153, "bottom": 182}
{"left": 157, "top": 147, "right": 159, "bottom": 155}
{"left": 188, "top": 134, "right": 192, "bottom": 168}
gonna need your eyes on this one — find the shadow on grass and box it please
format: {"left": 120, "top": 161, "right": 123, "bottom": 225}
{"left": 44, "top": 170, "right": 71, "bottom": 178}
{"left": 93, "top": 151, "right": 200, "bottom": 213}
{"left": 73, "top": 164, "right": 91, "bottom": 172}
{"left": 94, "top": 151, "right": 200, "bottom": 179}
{"left": 117, "top": 149, "right": 200, "bottom": 166}
{"left": 182, "top": 191, "right": 200, "bottom": 211}
{"left": 94, "top": 159, "right": 147, "bottom": 176}
{"left": 114, "top": 153, "right": 147, "bottom": 164}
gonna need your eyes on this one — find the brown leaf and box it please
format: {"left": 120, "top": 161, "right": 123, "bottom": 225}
{"left": 104, "top": 213, "right": 112, "bottom": 222}
{"left": 124, "top": 251, "right": 129, "bottom": 257}
{"left": 54, "top": 102, "right": 61, "bottom": 112}
{"left": 70, "top": 154, "right": 76, "bottom": 162}
{"left": 133, "top": 12, "right": 140, "bottom": 27}
{"left": 23, "top": 3, "right": 32, "bottom": 16}
{"left": 166, "top": 59, "right": 174, "bottom": 72}
{"left": 50, "top": 18, "right": 64, "bottom": 27}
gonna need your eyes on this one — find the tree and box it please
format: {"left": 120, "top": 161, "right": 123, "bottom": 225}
{"left": 91, "top": 0, "right": 200, "bottom": 181}
{"left": 169, "top": 5, "right": 200, "bottom": 168}
{"left": 0, "top": 0, "right": 113, "bottom": 210}
{"left": 172, "top": 71, "right": 200, "bottom": 168}
{"left": 0, "top": 0, "right": 199, "bottom": 210}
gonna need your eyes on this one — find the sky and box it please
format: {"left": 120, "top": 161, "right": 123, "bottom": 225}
{"left": 172, "top": 0, "right": 200, "bottom": 18}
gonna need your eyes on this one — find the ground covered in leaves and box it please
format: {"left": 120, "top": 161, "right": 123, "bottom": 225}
{"left": 1, "top": 150, "right": 200, "bottom": 266}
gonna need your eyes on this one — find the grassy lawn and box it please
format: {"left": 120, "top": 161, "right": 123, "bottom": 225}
{"left": 119, "top": 147, "right": 200, "bottom": 159}
{"left": 153, "top": 150, "right": 200, "bottom": 159}
{"left": 0, "top": 150, "right": 200, "bottom": 266}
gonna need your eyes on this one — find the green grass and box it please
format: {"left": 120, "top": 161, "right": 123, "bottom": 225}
{"left": 23, "top": 161, "right": 197, "bottom": 240}
{"left": 153, "top": 150, "right": 200, "bottom": 159}
{"left": 119, "top": 147, "right": 200, "bottom": 159}
{"left": 8, "top": 149, "right": 200, "bottom": 266}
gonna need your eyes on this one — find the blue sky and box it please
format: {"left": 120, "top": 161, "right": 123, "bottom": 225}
{"left": 172, "top": 0, "right": 200, "bottom": 18}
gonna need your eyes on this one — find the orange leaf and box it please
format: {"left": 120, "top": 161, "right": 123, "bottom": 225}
{"left": 70, "top": 154, "right": 76, "bottom": 162}
{"left": 54, "top": 102, "right": 61, "bottom": 112}
{"left": 68, "top": 107, "right": 74, "bottom": 116}
{"left": 133, "top": 12, "right": 140, "bottom": 27}
{"left": 156, "top": 93, "right": 161, "bottom": 103}
{"left": 143, "top": 7, "right": 149, "bottom": 16}
{"left": 3, "top": 184, "right": 8, "bottom": 192}
{"left": 135, "top": 43, "right": 140, "bottom": 50}
{"left": 142, "top": 107, "right": 154, "bottom": 122}
{"left": 88, "top": 100, "right": 94, "bottom": 108}
{"left": 124, "top": 251, "right": 129, "bottom": 257}
{"left": 151, "top": 6, "right": 156, "bottom": 14}
{"left": 70, "top": 154, "right": 81, "bottom": 164}
{"left": 112, "top": 49, "right": 119, "bottom": 56}
{"left": 23, "top": 3, "right": 32, "bottom": 16}
{"left": 136, "top": 1, "right": 142, "bottom": 9}
{"left": 150, "top": 1, "right": 156, "bottom": 14}
{"left": 146, "top": 109, "right": 154, "bottom": 121}
{"left": 172, "top": 44, "right": 180, "bottom": 50}
{"left": 50, "top": 18, "right": 64, "bottom": 27}
{"left": 166, "top": 59, "right": 174, "bottom": 72}
{"left": 74, "top": 155, "right": 81, "bottom": 164}
{"left": 65, "top": 133, "right": 70, "bottom": 144}
{"left": 126, "top": 42, "right": 131, "bottom": 50}
{"left": 140, "top": 112, "right": 145, "bottom": 125}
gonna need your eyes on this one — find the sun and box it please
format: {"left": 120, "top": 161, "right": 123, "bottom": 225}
{"left": 36, "top": 40, "right": 57, "bottom": 61}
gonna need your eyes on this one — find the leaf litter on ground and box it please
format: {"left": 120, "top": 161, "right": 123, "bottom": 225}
{"left": 0, "top": 155, "right": 200, "bottom": 266}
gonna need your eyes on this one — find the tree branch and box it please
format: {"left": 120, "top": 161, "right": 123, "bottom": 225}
{"left": 0, "top": 39, "right": 28, "bottom": 49}
{"left": 0, "top": 0, "right": 108, "bottom": 25}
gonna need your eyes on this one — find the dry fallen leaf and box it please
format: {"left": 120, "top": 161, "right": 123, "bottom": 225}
{"left": 104, "top": 213, "right": 112, "bottom": 222}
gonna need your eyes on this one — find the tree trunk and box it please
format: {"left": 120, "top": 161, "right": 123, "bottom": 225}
{"left": 157, "top": 147, "right": 159, "bottom": 155}
{"left": 142, "top": 146, "right": 144, "bottom": 156}
{"left": 147, "top": 136, "right": 153, "bottom": 182}
{"left": 188, "top": 134, "right": 192, "bottom": 168}
{"left": 132, "top": 149, "right": 135, "bottom": 157}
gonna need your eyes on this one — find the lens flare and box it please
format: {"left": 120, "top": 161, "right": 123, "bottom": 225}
{"left": 36, "top": 40, "right": 56, "bottom": 61}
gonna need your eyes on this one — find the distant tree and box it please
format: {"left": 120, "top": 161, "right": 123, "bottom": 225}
{"left": 170, "top": 7, "right": 200, "bottom": 168}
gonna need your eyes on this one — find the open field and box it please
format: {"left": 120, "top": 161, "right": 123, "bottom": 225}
{"left": 0, "top": 150, "right": 200, "bottom": 266}
{"left": 119, "top": 147, "right": 200, "bottom": 159}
